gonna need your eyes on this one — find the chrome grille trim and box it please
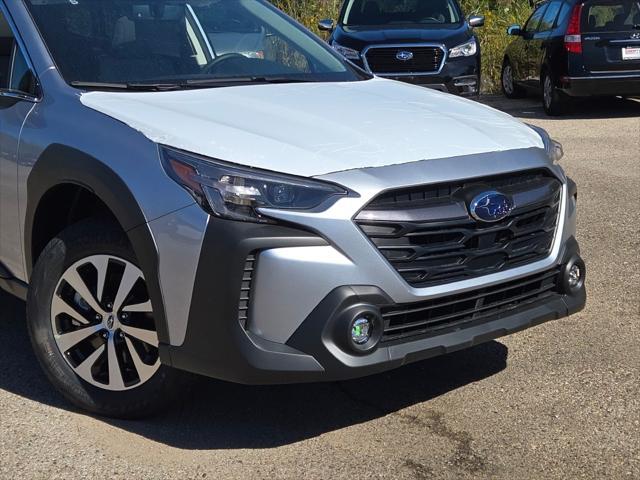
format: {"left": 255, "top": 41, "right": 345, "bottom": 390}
{"left": 362, "top": 43, "right": 448, "bottom": 76}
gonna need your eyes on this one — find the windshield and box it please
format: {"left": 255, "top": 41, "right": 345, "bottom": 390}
{"left": 25, "top": 0, "right": 366, "bottom": 88}
{"left": 343, "top": 0, "right": 462, "bottom": 27}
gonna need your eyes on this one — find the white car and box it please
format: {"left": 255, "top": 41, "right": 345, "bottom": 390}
{"left": 0, "top": 0, "right": 585, "bottom": 418}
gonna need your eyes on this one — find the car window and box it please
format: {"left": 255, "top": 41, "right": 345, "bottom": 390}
{"left": 555, "top": 1, "right": 574, "bottom": 28}
{"left": 343, "top": 0, "right": 462, "bottom": 26}
{"left": 0, "top": 9, "right": 36, "bottom": 95}
{"left": 24, "top": 0, "right": 366, "bottom": 86}
{"left": 538, "top": 0, "right": 562, "bottom": 31}
{"left": 582, "top": 0, "right": 640, "bottom": 32}
{"left": 524, "top": 3, "right": 550, "bottom": 33}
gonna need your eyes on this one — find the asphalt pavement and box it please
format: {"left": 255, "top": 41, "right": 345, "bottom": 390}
{"left": 0, "top": 95, "right": 638, "bottom": 480}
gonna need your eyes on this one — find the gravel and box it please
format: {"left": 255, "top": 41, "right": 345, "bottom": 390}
{"left": 1, "top": 95, "right": 638, "bottom": 480}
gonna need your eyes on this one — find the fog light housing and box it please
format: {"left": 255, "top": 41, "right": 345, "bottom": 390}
{"left": 453, "top": 76, "right": 479, "bottom": 96}
{"left": 561, "top": 256, "right": 586, "bottom": 294}
{"left": 568, "top": 264, "right": 581, "bottom": 288}
{"left": 341, "top": 307, "right": 383, "bottom": 354}
{"left": 351, "top": 317, "right": 372, "bottom": 345}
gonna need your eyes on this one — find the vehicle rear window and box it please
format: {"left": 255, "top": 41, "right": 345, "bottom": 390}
{"left": 582, "top": 0, "right": 640, "bottom": 31}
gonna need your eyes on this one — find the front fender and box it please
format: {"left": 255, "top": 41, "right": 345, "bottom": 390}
{"left": 25, "top": 145, "right": 173, "bottom": 344}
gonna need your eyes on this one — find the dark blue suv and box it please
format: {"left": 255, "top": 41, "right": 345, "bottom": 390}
{"left": 501, "top": 0, "right": 640, "bottom": 115}
{"left": 319, "top": 0, "right": 485, "bottom": 96}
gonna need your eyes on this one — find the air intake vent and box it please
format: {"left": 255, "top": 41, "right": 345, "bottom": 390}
{"left": 238, "top": 253, "right": 257, "bottom": 329}
{"left": 381, "top": 267, "right": 561, "bottom": 343}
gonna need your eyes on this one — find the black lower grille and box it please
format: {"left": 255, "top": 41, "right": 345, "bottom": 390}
{"left": 365, "top": 46, "right": 444, "bottom": 74}
{"left": 356, "top": 170, "right": 562, "bottom": 287}
{"left": 238, "top": 254, "right": 256, "bottom": 329}
{"left": 381, "top": 268, "right": 560, "bottom": 343}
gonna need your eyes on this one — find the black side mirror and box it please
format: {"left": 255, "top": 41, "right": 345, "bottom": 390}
{"left": 468, "top": 15, "right": 485, "bottom": 27}
{"left": 318, "top": 19, "right": 335, "bottom": 32}
{"left": 507, "top": 24, "right": 522, "bottom": 36}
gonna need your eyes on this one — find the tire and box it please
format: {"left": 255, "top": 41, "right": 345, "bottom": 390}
{"left": 501, "top": 60, "right": 526, "bottom": 99}
{"left": 542, "top": 70, "right": 568, "bottom": 116}
{"left": 27, "top": 219, "right": 190, "bottom": 418}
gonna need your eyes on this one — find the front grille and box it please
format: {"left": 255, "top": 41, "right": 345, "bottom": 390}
{"left": 238, "top": 253, "right": 257, "bottom": 329}
{"left": 364, "top": 46, "right": 444, "bottom": 74}
{"left": 381, "top": 268, "right": 560, "bottom": 343}
{"left": 356, "top": 170, "right": 562, "bottom": 287}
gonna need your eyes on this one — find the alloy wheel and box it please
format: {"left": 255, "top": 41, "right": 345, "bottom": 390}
{"left": 502, "top": 64, "right": 514, "bottom": 95}
{"left": 50, "top": 255, "right": 160, "bottom": 391}
{"left": 543, "top": 75, "right": 553, "bottom": 109}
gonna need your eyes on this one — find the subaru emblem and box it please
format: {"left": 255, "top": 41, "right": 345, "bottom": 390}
{"left": 632, "top": 33, "right": 640, "bottom": 39}
{"left": 469, "top": 191, "right": 515, "bottom": 222}
{"left": 396, "top": 50, "right": 414, "bottom": 61}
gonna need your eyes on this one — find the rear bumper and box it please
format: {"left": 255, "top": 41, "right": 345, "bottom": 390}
{"left": 561, "top": 73, "right": 640, "bottom": 97}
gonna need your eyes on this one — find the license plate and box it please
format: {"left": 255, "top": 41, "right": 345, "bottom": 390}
{"left": 622, "top": 47, "right": 640, "bottom": 60}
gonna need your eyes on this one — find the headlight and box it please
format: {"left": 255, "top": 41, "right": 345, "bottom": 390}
{"left": 331, "top": 41, "right": 361, "bottom": 60}
{"left": 161, "top": 147, "right": 348, "bottom": 223}
{"left": 546, "top": 137, "right": 564, "bottom": 163}
{"left": 527, "top": 124, "right": 564, "bottom": 164}
{"left": 449, "top": 38, "right": 477, "bottom": 58}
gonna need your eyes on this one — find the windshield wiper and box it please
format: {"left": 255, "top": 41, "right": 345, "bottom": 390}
{"left": 71, "top": 77, "right": 313, "bottom": 92}
{"left": 183, "top": 76, "right": 314, "bottom": 87}
{"left": 70, "top": 81, "right": 185, "bottom": 91}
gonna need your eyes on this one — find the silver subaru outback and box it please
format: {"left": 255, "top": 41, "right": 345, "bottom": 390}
{"left": 0, "top": 0, "right": 585, "bottom": 418}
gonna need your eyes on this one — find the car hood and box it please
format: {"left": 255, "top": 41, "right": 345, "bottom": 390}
{"left": 80, "top": 78, "right": 544, "bottom": 178}
{"left": 337, "top": 24, "right": 469, "bottom": 46}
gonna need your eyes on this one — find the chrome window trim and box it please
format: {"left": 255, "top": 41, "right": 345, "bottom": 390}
{"left": 0, "top": 90, "right": 40, "bottom": 103}
{"left": 185, "top": 3, "right": 215, "bottom": 61}
{"left": 609, "top": 39, "right": 640, "bottom": 44}
{"left": 571, "top": 72, "right": 640, "bottom": 78}
{"left": 361, "top": 43, "right": 448, "bottom": 77}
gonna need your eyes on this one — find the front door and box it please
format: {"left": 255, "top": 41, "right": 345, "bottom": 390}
{"left": 530, "top": 0, "right": 564, "bottom": 85}
{"left": 521, "top": 2, "right": 550, "bottom": 87}
{"left": 0, "top": 7, "right": 38, "bottom": 281}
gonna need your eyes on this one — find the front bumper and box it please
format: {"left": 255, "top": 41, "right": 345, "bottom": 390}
{"left": 365, "top": 55, "right": 480, "bottom": 96}
{"left": 160, "top": 223, "right": 585, "bottom": 384}
{"left": 155, "top": 151, "right": 585, "bottom": 384}
{"left": 560, "top": 73, "right": 640, "bottom": 97}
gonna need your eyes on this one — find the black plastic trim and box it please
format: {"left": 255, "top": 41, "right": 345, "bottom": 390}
{"left": 160, "top": 216, "right": 330, "bottom": 383}
{"left": 25, "top": 144, "right": 170, "bottom": 343}
{"left": 0, "top": 263, "right": 28, "bottom": 300}
{"left": 567, "top": 176, "right": 578, "bottom": 200}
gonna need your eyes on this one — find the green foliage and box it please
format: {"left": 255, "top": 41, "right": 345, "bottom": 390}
{"left": 269, "top": 0, "right": 532, "bottom": 93}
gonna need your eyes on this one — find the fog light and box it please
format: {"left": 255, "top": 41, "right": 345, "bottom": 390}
{"left": 561, "top": 256, "right": 586, "bottom": 294}
{"left": 568, "top": 264, "right": 582, "bottom": 288}
{"left": 351, "top": 317, "right": 372, "bottom": 345}
{"left": 454, "top": 78, "right": 477, "bottom": 87}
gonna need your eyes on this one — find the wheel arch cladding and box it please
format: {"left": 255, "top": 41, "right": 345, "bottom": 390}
{"left": 25, "top": 144, "right": 171, "bottom": 344}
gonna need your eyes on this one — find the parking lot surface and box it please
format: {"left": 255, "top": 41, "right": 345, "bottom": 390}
{"left": 1, "top": 96, "right": 638, "bottom": 480}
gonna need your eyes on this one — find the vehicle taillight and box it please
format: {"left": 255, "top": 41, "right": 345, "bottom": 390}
{"left": 564, "top": 3, "right": 583, "bottom": 54}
